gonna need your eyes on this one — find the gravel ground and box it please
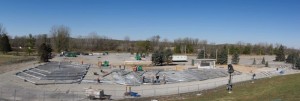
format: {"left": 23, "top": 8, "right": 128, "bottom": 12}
{"left": 0, "top": 53, "right": 294, "bottom": 101}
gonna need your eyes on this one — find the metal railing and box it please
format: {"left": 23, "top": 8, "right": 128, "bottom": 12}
{"left": 1, "top": 70, "right": 299, "bottom": 101}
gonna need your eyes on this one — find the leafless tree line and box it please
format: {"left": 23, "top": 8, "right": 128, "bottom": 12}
{"left": 5, "top": 25, "right": 299, "bottom": 55}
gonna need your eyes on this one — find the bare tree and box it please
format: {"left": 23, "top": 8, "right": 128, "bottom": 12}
{"left": 50, "top": 25, "right": 70, "bottom": 52}
{"left": 11, "top": 36, "right": 26, "bottom": 48}
{"left": 124, "top": 36, "right": 130, "bottom": 52}
{"left": 159, "top": 38, "right": 169, "bottom": 50}
{"left": 149, "top": 35, "right": 160, "bottom": 51}
{"left": 35, "top": 34, "right": 49, "bottom": 48}
{"left": 87, "top": 32, "right": 100, "bottom": 51}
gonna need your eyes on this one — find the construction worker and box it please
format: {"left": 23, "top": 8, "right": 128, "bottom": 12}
{"left": 163, "top": 74, "right": 166, "bottom": 84}
{"left": 156, "top": 75, "right": 160, "bottom": 83}
{"left": 252, "top": 73, "right": 256, "bottom": 82}
{"left": 97, "top": 77, "right": 101, "bottom": 83}
{"left": 142, "top": 76, "right": 145, "bottom": 83}
{"left": 151, "top": 75, "right": 155, "bottom": 84}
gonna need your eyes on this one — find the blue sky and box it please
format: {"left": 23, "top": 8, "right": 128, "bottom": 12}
{"left": 0, "top": 0, "right": 300, "bottom": 48}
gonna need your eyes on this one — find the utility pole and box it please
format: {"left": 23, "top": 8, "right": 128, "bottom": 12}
{"left": 204, "top": 47, "right": 206, "bottom": 59}
{"left": 216, "top": 49, "right": 218, "bottom": 61}
{"left": 185, "top": 45, "right": 187, "bottom": 55}
{"left": 228, "top": 47, "right": 230, "bottom": 55}
{"left": 293, "top": 57, "right": 296, "bottom": 69}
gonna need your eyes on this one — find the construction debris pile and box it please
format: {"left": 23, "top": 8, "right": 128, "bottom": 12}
{"left": 16, "top": 62, "right": 90, "bottom": 85}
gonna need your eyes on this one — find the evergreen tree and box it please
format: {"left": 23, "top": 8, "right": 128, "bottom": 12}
{"left": 295, "top": 58, "right": 300, "bottom": 69}
{"left": 217, "top": 46, "right": 228, "bottom": 65}
{"left": 275, "top": 45, "right": 285, "bottom": 61}
{"left": 174, "top": 45, "right": 181, "bottom": 53}
{"left": 286, "top": 54, "right": 293, "bottom": 63}
{"left": 0, "top": 34, "right": 12, "bottom": 54}
{"left": 229, "top": 45, "right": 236, "bottom": 55}
{"left": 253, "top": 58, "right": 256, "bottom": 65}
{"left": 186, "top": 44, "right": 194, "bottom": 53}
{"left": 261, "top": 57, "right": 266, "bottom": 64}
{"left": 197, "top": 50, "right": 207, "bottom": 59}
{"left": 243, "top": 45, "right": 251, "bottom": 55}
{"left": 209, "top": 51, "right": 216, "bottom": 59}
{"left": 265, "top": 61, "right": 269, "bottom": 67}
{"left": 0, "top": 34, "right": 2, "bottom": 52}
{"left": 0, "top": 24, "right": 4, "bottom": 52}
{"left": 286, "top": 53, "right": 299, "bottom": 66}
{"left": 136, "top": 40, "right": 151, "bottom": 54}
{"left": 151, "top": 50, "right": 165, "bottom": 66}
{"left": 231, "top": 51, "right": 240, "bottom": 64}
{"left": 164, "top": 49, "right": 173, "bottom": 65}
{"left": 38, "top": 43, "right": 52, "bottom": 62}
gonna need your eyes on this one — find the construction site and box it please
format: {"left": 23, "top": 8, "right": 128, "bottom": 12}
{"left": 0, "top": 52, "right": 297, "bottom": 101}
{"left": 16, "top": 62, "right": 90, "bottom": 85}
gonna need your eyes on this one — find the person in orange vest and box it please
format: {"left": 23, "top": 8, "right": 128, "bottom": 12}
{"left": 133, "top": 66, "right": 137, "bottom": 72}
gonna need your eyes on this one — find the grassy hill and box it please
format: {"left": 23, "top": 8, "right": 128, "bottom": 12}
{"left": 184, "top": 73, "right": 300, "bottom": 101}
{"left": 0, "top": 55, "right": 35, "bottom": 66}
{"left": 120, "top": 73, "right": 300, "bottom": 101}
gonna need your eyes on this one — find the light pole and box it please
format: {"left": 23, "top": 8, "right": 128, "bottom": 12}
{"left": 227, "top": 64, "right": 234, "bottom": 93}
{"left": 216, "top": 49, "right": 218, "bottom": 62}
{"left": 203, "top": 47, "right": 206, "bottom": 59}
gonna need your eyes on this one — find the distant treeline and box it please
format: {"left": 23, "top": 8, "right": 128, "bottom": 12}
{"left": 2, "top": 25, "right": 299, "bottom": 55}
{"left": 9, "top": 34, "right": 299, "bottom": 56}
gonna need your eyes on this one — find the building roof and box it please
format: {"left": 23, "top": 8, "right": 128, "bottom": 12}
{"left": 194, "top": 59, "right": 216, "bottom": 61}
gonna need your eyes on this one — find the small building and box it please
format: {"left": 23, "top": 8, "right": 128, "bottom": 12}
{"left": 194, "top": 59, "right": 216, "bottom": 69}
{"left": 172, "top": 55, "right": 187, "bottom": 62}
